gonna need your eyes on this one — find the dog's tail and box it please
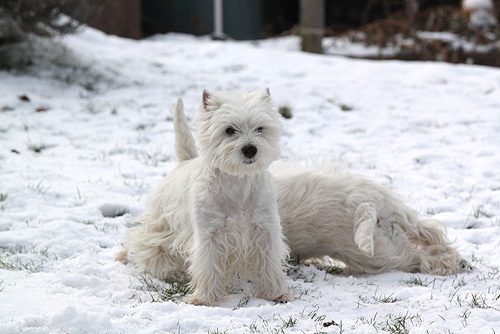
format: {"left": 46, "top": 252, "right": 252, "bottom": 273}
{"left": 174, "top": 98, "right": 198, "bottom": 161}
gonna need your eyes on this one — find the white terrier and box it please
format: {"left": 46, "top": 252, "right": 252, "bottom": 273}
{"left": 172, "top": 107, "right": 470, "bottom": 276}
{"left": 120, "top": 89, "right": 291, "bottom": 305}
{"left": 270, "top": 162, "right": 470, "bottom": 275}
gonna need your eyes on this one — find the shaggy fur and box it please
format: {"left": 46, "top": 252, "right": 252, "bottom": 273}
{"left": 120, "top": 89, "right": 291, "bottom": 305}
{"left": 270, "top": 162, "right": 470, "bottom": 275}
{"left": 170, "top": 102, "right": 470, "bottom": 276}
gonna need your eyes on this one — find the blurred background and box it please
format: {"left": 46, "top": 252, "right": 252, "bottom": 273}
{"left": 1, "top": 0, "right": 499, "bottom": 66}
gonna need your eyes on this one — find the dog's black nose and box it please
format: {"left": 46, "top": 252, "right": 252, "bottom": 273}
{"left": 242, "top": 144, "right": 257, "bottom": 159}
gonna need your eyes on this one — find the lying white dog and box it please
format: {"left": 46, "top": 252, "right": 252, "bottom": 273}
{"left": 271, "top": 162, "right": 469, "bottom": 275}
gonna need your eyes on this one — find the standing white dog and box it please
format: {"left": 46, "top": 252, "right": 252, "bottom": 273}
{"left": 120, "top": 89, "right": 291, "bottom": 305}
{"left": 171, "top": 102, "right": 469, "bottom": 276}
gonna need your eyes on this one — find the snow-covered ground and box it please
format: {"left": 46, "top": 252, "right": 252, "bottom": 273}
{"left": 1, "top": 28, "right": 500, "bottom": 334}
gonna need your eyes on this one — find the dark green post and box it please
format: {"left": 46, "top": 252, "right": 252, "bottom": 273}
{"left": 300, "top": 0, "right": 324, "bottom": 54}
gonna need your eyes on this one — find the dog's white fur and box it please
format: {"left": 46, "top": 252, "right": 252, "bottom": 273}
{"left": 170, "top": 101, "right": 469, "bottom": 276}
{"left": 120, "top": 89, "right": 291, "bottom": 305}
{"left": 270, "top": 162, "right": 468, "bottom": 275}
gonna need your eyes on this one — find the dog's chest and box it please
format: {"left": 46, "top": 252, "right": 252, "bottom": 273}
{"left": 207, "top": 176, "right": 272, "bottom": 228}
{"left": 218, "top": 180, "right": 264, "bottom": 218}
{"left": 195, "top": 171, "right": 276, "bottom": 236}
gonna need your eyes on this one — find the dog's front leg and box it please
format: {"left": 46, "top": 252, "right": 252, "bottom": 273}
{"left": 186, "top": 214, "right": 229, "bottom": 306}
{"left": 253, "top": 217, "right": 292, "bottom": 303}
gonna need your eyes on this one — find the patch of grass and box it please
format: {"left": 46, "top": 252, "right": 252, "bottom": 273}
{"left": 306, "top": 305, "right": 327, "bottom": 323}
{"left": 293, "top": 285, "right": 320, "bottom": 300}
{"left": 136, "top": 123, "right": 155, "bottom": 131}
{"left": 246, "top": 314, "right": 301, "bottom": 334}
{"left": 469, "top": 253, "right": 484, "bottom": 265}
{"left": 135, "top": 147, "right": 171, "bottom": 167}
{"left": 460, "top": 309, "right": 471, "bottom": 328}
{"left": 170, "top": 323, "right": 183, "bottom": 334}
{"left": 0, "top": 193, "right": 8, "bottom": 202}
{"left": 109, "top": 146, "right": 171, "bottom": 167}
{"left": 208, "top": 329, "right": 228, "bottom": 334}
{"left": 377, "top": 294, "right": 400, "bottom": 304}
{"left": 280, "top": 315, "right": 298, "bottom": 328}
{"left": 108, "top": 145, "right": 127, "bottom": 156}
{"left": 27, "top": 180, "right": 50, "bottom": 195}
{"left": 360, "top": 292, "right": 400, "bottom": 304}
{"left": 354, "top": 313, "right": 379, "bottom": 330}
{"left": 355, "top": 312, "right": 422, "bottom": 333}
{"left": 471, "top": 204, "right": 492, "bottom": 219}
{"left": 27, "top": 143, "right": 48, "bottom": 153}
{"left": 0, "top": 255, "right": 34, "bottom": 271}
{"left": 233, "top": 294, "right": 251, "bottom": 309}
{"left": 83, "top": 101, "right": 100, "bottom": 114}
{"left": 383, "top": 312, "right": 422, "bottom": 334}
{"left": 83, "top": 220, "right": 119, "bottom": 233}
{"left": 468, "top": 292, "right": 498, "bottom": 310}
{"left": 0, "top": 245, "right": 51, "bottom": 273}
{"left": 447, "top": 290, "right": 499, "bottom": 311}
{"left": 339, "top": 103, "right": 353, "bottom": 112}
{"left": 287, "top": 264, "right": 318, "bottom": 283}
{"left": 327, "top": 98, "right": 354, "bottom": 112}
{"left": 400, "top": 275, "right": 434, "bottom": 287}
{"left": 136, "top": 275, "right": 191, "bottom": 303}
{"left": 245, "top": 307, "right": 334, "bottom": 334}
{"left": 278, "top": 105, "right": 293, "bottom": 119}
{"left": 449, "top": 289, "right": 464, "bottom": 307}
{"left": 452, "top": 277, "right": 467, "bottom": 289}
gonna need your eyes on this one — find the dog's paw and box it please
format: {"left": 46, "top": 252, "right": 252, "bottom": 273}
{"left": 114, "top": 249, "right": 129, "bottom": 263}
{"left": 186, "top": 295, "right": 213, "bottom": 306}
{"left": 269, "top": 290, "right": 293, "bottom": 304}
{"left": 186, "top": 297, "right": 208, "bottom": 306}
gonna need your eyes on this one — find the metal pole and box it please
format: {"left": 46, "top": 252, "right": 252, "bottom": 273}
{"left": 213, "top": 0, "right": 224, "bottom": 39}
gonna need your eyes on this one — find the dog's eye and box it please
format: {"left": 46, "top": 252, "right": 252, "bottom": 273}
{"left": 256, "top": 127, "right": 263, "bottom": 133}
{"left": 225, "top": 127, "right": 236, "bottom": 136}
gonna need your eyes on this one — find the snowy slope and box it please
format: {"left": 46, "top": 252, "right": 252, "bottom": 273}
{"left": 1, "top": 28, "right": 500, "bottom": 334}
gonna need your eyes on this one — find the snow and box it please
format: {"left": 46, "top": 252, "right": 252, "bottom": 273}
{"left": 462, "top": 0, "right": 498, "bottom": 28}
{"left": 1, "top": 28, "right": 500, "bottom": 333}
{"left": 463, "top": 0, "right": 495, "bottom": 11}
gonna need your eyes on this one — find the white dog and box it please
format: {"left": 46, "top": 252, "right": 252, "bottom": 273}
{"left": 171, "top": 103, "right": 470, "bottom": 276}
{"left": 271, "top": 162, "right": 469, "bottom": 275}
{"left": 120, "top": 89, "right": 291, "bottom": 305}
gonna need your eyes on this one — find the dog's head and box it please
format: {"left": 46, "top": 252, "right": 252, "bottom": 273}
{"left": 195, "top": 89, "right": 282, "bottom": 175}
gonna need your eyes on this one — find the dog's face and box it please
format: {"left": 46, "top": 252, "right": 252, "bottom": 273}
{"left": 195, "top": 89, "right": 282, "bottom": 175}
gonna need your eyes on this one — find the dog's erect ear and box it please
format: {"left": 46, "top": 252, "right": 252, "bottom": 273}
{"left": 202, "top": 90, "right": 211, "bottom": 111}
{"left": 203, "top": 90, "right": 225, "bottom": 111}
{"left": 259, "top": 88, "right": 271, "bottom": 103}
